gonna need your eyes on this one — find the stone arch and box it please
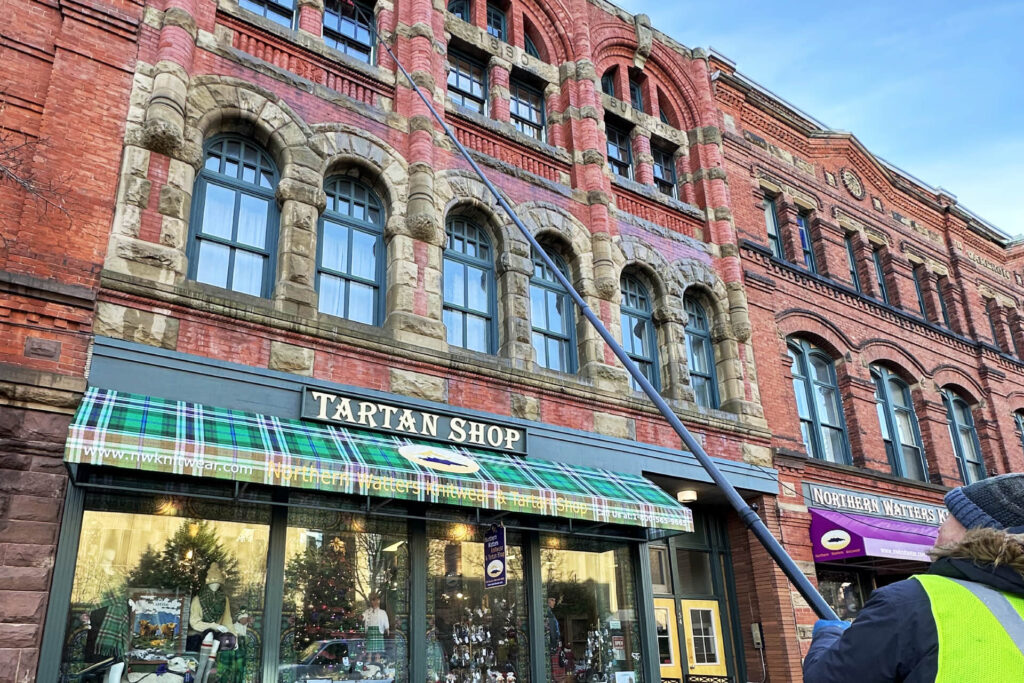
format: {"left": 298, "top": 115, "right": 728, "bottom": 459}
{"left": 517, "top": 0, "right": 574, "bottom": 65}
{"left": 434, "top": 170, "right": 526, "bottom": 255}
{"left": 614, "top": 234, "right": 678, "bottom": 302}
{"left": 675, "top": 257, "right": 731, "bottom": 334}
{"left": 860, "top": 341, "right": 928, "bottom": 384}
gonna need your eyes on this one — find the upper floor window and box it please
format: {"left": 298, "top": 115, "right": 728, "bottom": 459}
{"left": 606, "top": 123, "right": 632, "bottom": 180}
{"left": 239, "top": 0, "right": 293, "bottom": 28}
{"left": 796, "top": 210, "right": 815, "bottom": 272}
{"left": 524, "top": 33, "right": 540, "bottom": 58}
{"left": 652, "top": 145, "right": 677, "bottom": 198}
{"left": 447, "top": 0, "right": 470, "bottom": 21}
{"left": 486, "top": 3, "right": 506, "bottom": 40}
{"left": 621, "top": 274, "right": 659, "bottom": 392}
{"left": 530, "top": 250, "right": 576, "bottom": 373}
{"left": 510, "top": 80, "right": 545, "bottom": 141}
{"left": 943, "top": 390, "right": 986, "bottom": 484}
{"left": 844, "top": 234, "right": 861, "bottom": 292}
{"left": 986, "top": 300, "right": 1002, "bottom": 351}
{"left": 685, "top": 295, "right": 718, "bottom": 410}
{"left": 317, "top": 177, "right": 384, "bottom": 324}
{"left": 788, "top": 339, "right": 850, "bottom": 464}
{"left": 323, "top": 0, "right": 374, "bottom": 63}
{"left": 189, "top": 136, "right": 278, "bottom": 298}
{"left": 443, "top": 218, "right": 495, "bottom": 353}
{"left": 871, "top": 366, "right": 927, "bottom": 481}
{"left": 917, "top": 266, "right": 933, "bottom": 321}
{"left": 872, "top": 247, "right": 889, "bottom": 304}
{"left": 1015, "top": 411, "right": 1024, "bottom": 460}
{"left": 448, "top": 52, "right": 487, "bottom": 114}
{"left": 601, "top": 70, "right": 616, "bottom": 97}
{"left": 937, "top": 276, "right": 952, "bottom": 328}
{"left": 629, "top": 79, "right": 644, "bottom": 112}
{"left": 763, "top": 195, "right": 782, "bottom": 259}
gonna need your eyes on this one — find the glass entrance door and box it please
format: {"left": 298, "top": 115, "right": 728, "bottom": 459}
{"left": 679, "top": 599, "right": 728, "bottom": 680}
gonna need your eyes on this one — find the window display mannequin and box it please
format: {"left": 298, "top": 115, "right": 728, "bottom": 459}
{"left": 186, "top": 563, "right": 248, "bottom": 650}
{"left": 362, "top": 593, "right": 390, "bottom": 656}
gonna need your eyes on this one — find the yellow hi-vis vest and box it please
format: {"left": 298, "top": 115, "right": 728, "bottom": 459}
{"left": 914, "top": 574, "right": 1024, "bottom": 682}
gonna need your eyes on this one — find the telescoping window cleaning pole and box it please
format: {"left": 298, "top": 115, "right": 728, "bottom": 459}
{"left": 351, "top": 2, "right": 839, "bottom": 620}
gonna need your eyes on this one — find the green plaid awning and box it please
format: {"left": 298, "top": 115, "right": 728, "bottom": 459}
{"left": 64, "top": 388, "right": 693, "bottom": 531}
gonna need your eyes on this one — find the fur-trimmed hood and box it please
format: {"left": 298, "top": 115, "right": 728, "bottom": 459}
{"left": 929, "top": 527, "right": 1024, "bottom": 596}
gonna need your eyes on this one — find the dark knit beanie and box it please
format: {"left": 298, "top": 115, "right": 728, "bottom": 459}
{"left": 944, "top": 473, "right": 1024, "bottom": 533}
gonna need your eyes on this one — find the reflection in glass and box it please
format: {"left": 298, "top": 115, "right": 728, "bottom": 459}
{"left": 541, "top": 536, "right": 642, "bottom": 683}
{"left": 676, "top": 549, "right": 713, "bottom": 595}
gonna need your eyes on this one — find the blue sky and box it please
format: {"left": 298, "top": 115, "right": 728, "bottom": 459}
{"left": 613, "top": 1, "right": 1024, "bottom": 237}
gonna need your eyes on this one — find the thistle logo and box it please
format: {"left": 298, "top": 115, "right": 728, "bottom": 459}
{"left": 820, "top": 528, "right": 852, "bottom": 551}
{"left": 399, "top": 444, "right": 480, "bottom": 474}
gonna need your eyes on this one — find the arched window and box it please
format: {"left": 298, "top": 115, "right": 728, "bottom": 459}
{"left": 621, "top": 274, "right": 658, "bottom": 391}
{"left": 524, "top": 33, "right": 540, "bottom": 59}
{"left": 943, "top": 390, "right": 986, "bottom": 484}
{"left": 189, "top": 136, "right": 278, "bottom": 297}
{"left": 530, "top": 250, "right": 576, "bottom": 372}
{"left": 1015, "top": 410, "right": 1024, "bottom": 460}
{"left": 443, "top": 218, "right": 495, "bottom": 353}
{"left": 447, "top": 0, "right": 469, "bottom": 21}
{"left": 316, "top": 177, "right": 384, "bottom": 325}
{"left": 788, "top": 339, "right": 850, "bottom": 464}
{"left": 871, "top": 366, "right": 927, "bottom": 481}
{"left": 323, "top": 0, "right": 374, "bottom": 63}
{"left": 486, "top": 3, "right": 506, "bottom": 40}
{"left": 601, "top": 68, "right": 616, "bottom": 97}
{"left": 684, "top": 295, "right": 718, "bottom": 409}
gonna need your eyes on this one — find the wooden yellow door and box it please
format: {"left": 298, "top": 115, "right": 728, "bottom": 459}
{"left": 654, "top": 598, "right": 682, "bottom": 681}
{"left": 680, "top": 599, "right": 728, "bottom": 678}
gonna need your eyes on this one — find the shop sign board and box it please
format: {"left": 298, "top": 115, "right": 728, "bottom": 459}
{"left": 483, "top": 524, "right": 507, "bottom": 588}
{"left": 803, "top": 483, "right": 948, "bottom": 526}
{"left": 303, "top": 388, "right": 527, "bottom": 455}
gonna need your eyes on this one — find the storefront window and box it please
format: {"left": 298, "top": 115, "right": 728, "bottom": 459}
{"left": 816, "top": 569, "right": 868, "bottom": 622}
{"left": 427, "top": 523, "right": 529, "bottom": 683}
{"left": 281, "top": 507, "right": 409, "bottom": 683}
{"left": 541, "top": 536, "right": 642, "bottom": 683}
{"left": 61, "top": 494, "right": 270, "bottom": 682}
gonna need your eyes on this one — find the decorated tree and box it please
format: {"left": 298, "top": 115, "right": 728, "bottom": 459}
{"left": 128, "top": 519, "right": 239, "bottom": 595}
{"left": 285, "top": 536, "right": 361, "bottom": 650}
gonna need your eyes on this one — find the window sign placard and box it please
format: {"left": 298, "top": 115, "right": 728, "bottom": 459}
{"left": 803, "top": 483, "right": 948, "bottom": 526}
{"left": 484, "top": 524, "right": 507, "bottom": 588}
{"left": 303, "top": 387, "right": 526, "bottom": 454}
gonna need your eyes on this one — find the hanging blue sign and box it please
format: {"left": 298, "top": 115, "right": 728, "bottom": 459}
{"left": 483, "top": 524, "right": 507, "bottom": 588}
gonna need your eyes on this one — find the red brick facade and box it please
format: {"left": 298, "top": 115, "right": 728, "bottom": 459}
{"left": 1, "top": 0, "right": 1022, "bottom": 680}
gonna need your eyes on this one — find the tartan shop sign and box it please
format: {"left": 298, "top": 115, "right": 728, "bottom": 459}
{"left": 302, "top": 387, "right": 526, "bottom": 454}
{"left": 64, "top": 388, "right": 693, "bottom": 532}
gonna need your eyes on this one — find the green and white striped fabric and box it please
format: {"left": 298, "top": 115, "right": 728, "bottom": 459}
{"left": 65, "top": 388, "right": 693, "bottom": 531}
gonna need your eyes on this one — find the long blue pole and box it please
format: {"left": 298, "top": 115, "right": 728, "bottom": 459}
{"left": 362, "top": 7, "right": 838, "bottom": 621}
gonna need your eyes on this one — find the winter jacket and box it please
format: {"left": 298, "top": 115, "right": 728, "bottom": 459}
{"left": 802, "top": 527, "right": 1024, "bottom": 682}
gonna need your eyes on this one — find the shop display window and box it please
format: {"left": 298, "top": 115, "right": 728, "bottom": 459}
{"left": 281, "top": 508, "right": 409, "bottom": 683}
{"left": 60, "top": 494, "right": 271, "bottom": 682}
{"left": 541, "top": 536, "right": 642, "bottom": 683}
{"left": 816, "top": 568, "right": 868, "bottom": 622}
{"left": 426, "top": 523, "right": 529, "bottom": 683}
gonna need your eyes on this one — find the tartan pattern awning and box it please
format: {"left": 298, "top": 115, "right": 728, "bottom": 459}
{"left": 64, "top": 388, "right": 693, "bottom": 531}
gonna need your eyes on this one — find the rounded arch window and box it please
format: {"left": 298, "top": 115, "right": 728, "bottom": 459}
{"left": 871, "top": 365, "right": 927, "bottom": 481}
{"left": 316, "top": 176, "right": 385, "bottom": 325}
{"left": 1015, "top": 410, "right": 1024, "bottom": 461}
{"left": 443, "top": 217, "right": 496, "bottom": 354}
{"left": 189, "top": 136, "right": 279, "bottom": 298}
{"left": 530, "top": 249, "right": 576, "bottom": 373}
{"left": 685, "top": 295, "right": 718, "bottom": 409}
{"left": 620, "top": 273, "right": 659, "bottom": 391}
{"left": 942, "top": 390, "right": 986, "bottom": 484}
{"left": 787, "top": 338, "right": 850, "bottom": 464}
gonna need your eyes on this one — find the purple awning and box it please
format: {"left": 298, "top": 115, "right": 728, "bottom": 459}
{"left": 810, "top": 508, "right": 938, "bottom": 563}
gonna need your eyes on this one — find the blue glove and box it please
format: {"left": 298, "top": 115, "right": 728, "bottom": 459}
{"left": 812, "top": 619, "right": 852, "bottom": 637}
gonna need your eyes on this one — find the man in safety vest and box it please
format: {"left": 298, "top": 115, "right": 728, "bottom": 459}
{"left": 803, "top": 472, "right": 1024, "bottom": 682}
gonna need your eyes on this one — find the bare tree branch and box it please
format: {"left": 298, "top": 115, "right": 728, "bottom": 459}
{"left": 0, "top": 96, "right": 72, "bottom": 221}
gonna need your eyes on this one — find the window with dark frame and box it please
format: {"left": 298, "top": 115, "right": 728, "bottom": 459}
{"left": 239, "top": 0, "right": 293, "bottom": 28}
{"left": 629, "top": 78, "right": 644, "bottom": 112}
{"left": 1015, "top": 411, "right": 1024, "bottom": 460}
{"left": 605, "top": 123, "right": 633, "bottom": 179}
{"left": 845, "top": 234, "right": 861, "bottom": 292}
{"left": 601, "top": 70, "right": 616, "bottom": 97}
{"left": 912, "top": 265, "right": 929, "bottom": 320}
{"left": 763, "top": 194, "right": 783, "bottom": 259}
{"left": 447, "top": 52, "right": 487, "bottom": 113}
{"left": 652, "top": 145, "right": 677, "bottom": 198}
{"left": 486, "top": 3, "right": 506, "bottom": 40}
{"left": 316, "top": 177, "right": 385, "bottom": 325}
{"left": 189, "top": 136, "right": 278, "bottom": 298}
{"left": 443, "top": 218, "right": 496, "bottom": 354}
{"left": 447, "top": 0, "right": 470, "bottom": 21}
{"left": 1012, "top": 312, "right": 1024, "bottom": 358}
{"left": 788, "top": 338, "right": 852, "bottom": 465}
{"left": 621, "top": 274, "right": 660, "bottom": 392}
{"left": 795, "top": 210, "right": 816, "bottom": 272}
{"left": 685, "top": 295, "right": 719, "bottom": 410}
{"left": 530, "top": 250, "right": 576, "bottom": 373}
{"left": 524, "top": 33, "right": 540, "bottom": 58}
{"left": 323, "top": 0, "right": 374, "bottom": 63}
{"left": 937, "top": 276, "right": 952, "bottom": 327}
{"left": 943, "top": 390, "right": 986, "bottom": 484}
{"left": 509, "top": 80, "right": 545, "bottom": 141}
{"left": 872, "top": 246, "right": 889, "bottom": 304}
{"left": 986, "top": 300, "right": 1002, "bottom": 351}
{"left": 872, "top": 365, "right": 928, "bottom": 481}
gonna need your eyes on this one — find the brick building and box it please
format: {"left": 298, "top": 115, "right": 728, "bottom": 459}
{"left": 0, "top": 0, "right": 1020, "bottom": 680}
